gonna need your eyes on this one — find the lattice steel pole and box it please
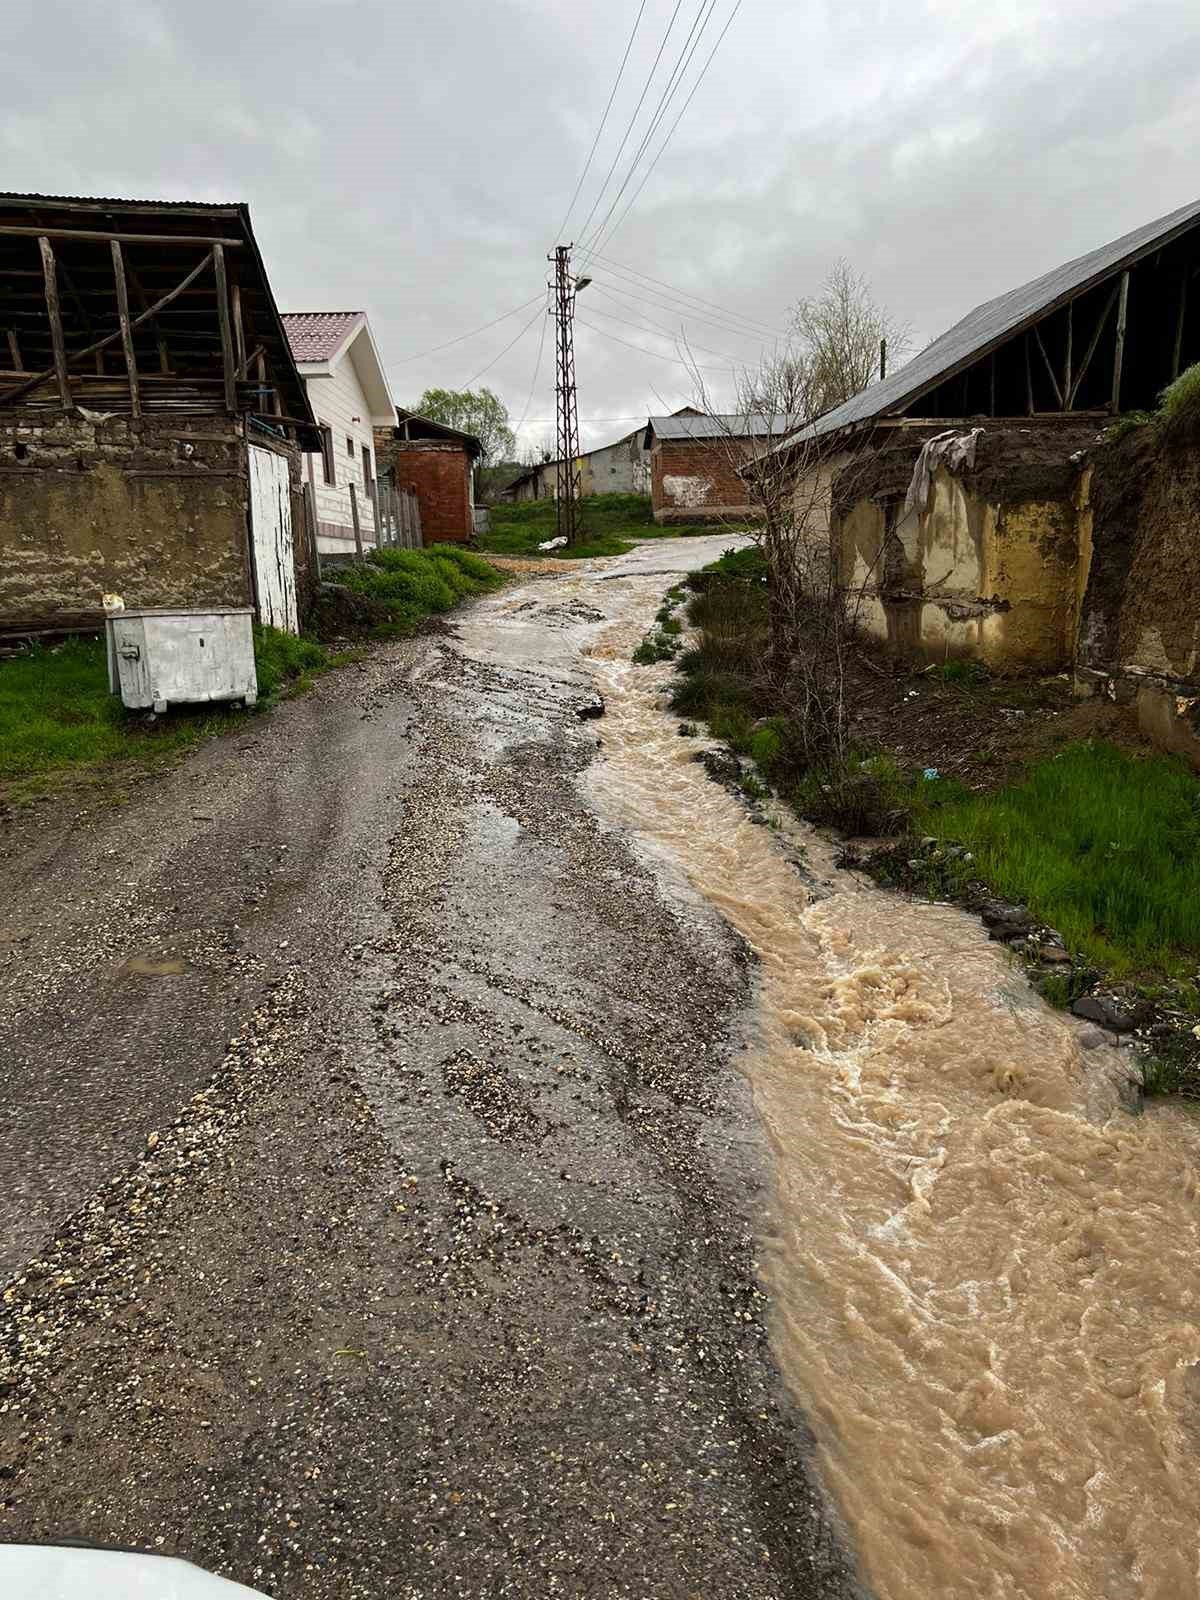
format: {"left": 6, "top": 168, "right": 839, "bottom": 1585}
{"left": 551, "top": 244, "right": 582, "bottom": 546}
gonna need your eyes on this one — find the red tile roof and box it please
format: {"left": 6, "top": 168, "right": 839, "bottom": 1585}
{"left": 281, "top": 311, "right": 362, "bottom": 363}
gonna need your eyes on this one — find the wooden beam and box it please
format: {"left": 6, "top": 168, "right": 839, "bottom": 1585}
{"left": 1066, "top": 282, "right": 1120, "bottom": 408}
{"left": 1063, "top": 300, "right": 1073, "bottom": 410}
{"left": 125, "top": 261, "right": 171, "bottom": 373}
{"left": 989, "top": 352, "right": 995, "bottom": 417}
{"left": 0, "top": 224, "right": 243, "bottom": 247}
{"left": 231, "top": 282, "right": 246, "bottom": 374}
{"left": 1031, "top": 324, "right": 1064, "bottom": 408}
{"left": 1024, "top": 333, "right": 1033, "bottom": 416}
{"left": 349, "top": 480, "right": 364, "bottom": 562}
{"left": 211, "top": 245, "right": 237, "bottom": 413}
{"left": 1111, "top": 270, "right": 1130, "bottom": 412}
{"left": 110, "top": 241, "right": 141, "bottom": 419}
{"left": 38, "top": 237, "right": 72, "bottom": 408}
{"left": 5, "top": 330, "right": 21, "bottom": 372}
{"left": 0, "top": 250, "right": 213, "bottom": 409}
{"left": 1172, "top": 270, "right": 1188, "bottom": 381}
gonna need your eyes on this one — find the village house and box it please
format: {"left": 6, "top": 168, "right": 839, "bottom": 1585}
{"left": 0, "top": 192, "right": 319, "bottom": 637}
{"left": 373, "top": 410, "right": 481, "bottom": 544}
{"left": 643, "top": 410, "right": 804, "bottom": 523}
{"left": 281, "top": 312, "right": 395, "bottom": 555}
{"left": 765, "top": 195, "right": 1200, "bottom": 760}
{"left": 499, "top": 422, "right": 656, "bottom": 504}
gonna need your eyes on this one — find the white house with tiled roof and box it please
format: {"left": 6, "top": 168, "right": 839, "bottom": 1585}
{"left": 281, "top": 312, "right": 394, "bottom": 553}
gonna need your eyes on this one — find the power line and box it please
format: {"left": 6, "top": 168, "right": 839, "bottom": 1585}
{"left": 587, "top": 248, "right": 785, "bottom": 337}
{"left": 583, "top": 294, "right": 746, "bottom": 362}
{"left": 578, "top": 0, "right": 722, "bottom": 262}
{"left": 513, "top": 300, "right": 551, "bottom": 437}
{"left": 462, "top": 305, "right": 545, "bottom": 389}
{"left": 589, "top": 0, "right": 747, "bottom": 260}
{"left": 571, "top": 0, "right": 687, "bottom": 249}
{"left": 390, "top": 295, "right": 544, "bottom": 366}
{"left": 554, "top": 0, "right": 649, "bottom": 242}
{"left": 576, "top": 314, "right": 735, "bottom": 373}
{"left": 589, "top": 277, "right": 773, "bottom": 346}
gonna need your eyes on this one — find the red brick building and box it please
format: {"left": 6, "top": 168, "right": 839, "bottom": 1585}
{"left": 374, "top": 411, "right": 481, "bottom": 544}
{"left": 642, "top": 413, "right": 804, "bottom": 523}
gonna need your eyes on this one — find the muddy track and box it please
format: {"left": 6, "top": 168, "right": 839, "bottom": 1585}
{"left": 0, "top": 537, "right": 860, "bottom": 1598}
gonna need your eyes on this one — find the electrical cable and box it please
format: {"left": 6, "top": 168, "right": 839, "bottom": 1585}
{"left": 461, "top": 305, "right": 546, "bottom": 389}
{"left": 582, "top": 296, "right": 745, "bottom": 362}
{"left": 554, "top": 0, "right": 649, "bottom": 243}
{"left": 588, "top": 0, "right": 747, "bottom": 260}
{"left": 588, "top": 250, "right": 785, "bottom": 337}
{"left": 390, "top": 295, "right": 544, "bottom": 366}
{"left": 513, "top": 301, "right": 551, "bottom": 437}
{"left": 588, "top": 278, "right": 772, "bottom": 346}
{"left": 576, "top": 315, "right": 735, "bottom": 373}
{"left": 570, "top": 0, "right": 687, "bottom": 248}
{"left": 577, "top": 0, "right": 722, "bottom": 262}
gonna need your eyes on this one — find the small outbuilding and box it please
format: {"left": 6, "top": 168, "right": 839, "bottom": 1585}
{"left": 0, "top": 192, "right": 319, "bottom": 637}
{"left": 373, "top": 410, "right": 482, "bottom": 544}
{"left": 642, "top": 411, "right": 804, "bottom": 523}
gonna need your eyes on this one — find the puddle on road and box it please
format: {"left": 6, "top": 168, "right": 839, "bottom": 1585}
{"left": 579, "top": 598, "right": 1200, "bottom": 1600}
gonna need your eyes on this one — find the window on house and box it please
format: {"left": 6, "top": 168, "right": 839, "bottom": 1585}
{"left": 362, "top": 445, "right": 375, "bottom": 501}
{"left": 346, "top": 435, "right": 355, "bottom": 459}
{"left": 319, "top": 425, "right": 336, "bottom": 486}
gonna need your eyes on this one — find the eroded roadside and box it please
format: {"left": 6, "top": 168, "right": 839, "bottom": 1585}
{"left": 0, "top": 537, "right": 860, "bottom": 1599}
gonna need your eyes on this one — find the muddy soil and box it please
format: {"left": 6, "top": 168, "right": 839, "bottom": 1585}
{"left": 0, "top": 537, "right": 859, "bottom": 1599}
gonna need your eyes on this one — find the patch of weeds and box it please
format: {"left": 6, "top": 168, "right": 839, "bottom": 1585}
{"left": 1141, "top": 1029, "right": 1200, "bottom": 1099}
{"left": 740, "top": 772, "right": 769, "bottom": 801}
{"left": 932, "top": 658, "right": 989, "bottom": 689}
{"left": 632, "top": 630, "right": 681, "bottom": 665}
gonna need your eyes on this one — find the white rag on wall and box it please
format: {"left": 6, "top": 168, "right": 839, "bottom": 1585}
{"left": 903, "top": 428, "right": 985, "bottom": 518}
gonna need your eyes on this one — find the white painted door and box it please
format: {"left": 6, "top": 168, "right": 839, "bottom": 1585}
{"left": 248, "top": 446, "right": 298, "bottom": 635}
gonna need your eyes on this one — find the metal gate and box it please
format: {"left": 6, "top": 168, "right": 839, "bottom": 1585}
{"left": 248, "top": 445, "right": 299, "bottom": 634}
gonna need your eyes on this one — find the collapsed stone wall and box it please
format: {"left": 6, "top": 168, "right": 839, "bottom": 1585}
{"left": 0, "top": 412, "right": 254, "bottom": 630}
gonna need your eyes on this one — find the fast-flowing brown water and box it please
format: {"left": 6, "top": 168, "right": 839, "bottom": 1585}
{"left": 582, "top": 598, "right": 1200, "bottom": 1600}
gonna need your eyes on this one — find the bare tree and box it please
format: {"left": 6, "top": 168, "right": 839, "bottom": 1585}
{"left": 682, "top": 260, "right": 906, "bottom": 766}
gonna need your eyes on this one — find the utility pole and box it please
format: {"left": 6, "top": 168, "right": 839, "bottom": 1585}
{"left": 551, "top": 243, "right": 582, "bottom": 546}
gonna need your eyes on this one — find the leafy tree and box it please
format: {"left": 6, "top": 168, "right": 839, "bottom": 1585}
{"left": 410, "top": 387, "right": 517, "bottom": 467}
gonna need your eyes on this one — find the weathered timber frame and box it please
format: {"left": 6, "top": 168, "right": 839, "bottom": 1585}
{"left": 0, "top": 193, "right": 319, "bottom": 446}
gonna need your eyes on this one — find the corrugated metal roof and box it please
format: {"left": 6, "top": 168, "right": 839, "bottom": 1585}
{"left": 776, "top": 193, "right": 1200, "bottom": 452}
{"left": 646, "top": 412, "right": 805, "bottom": 442}
{"left": 282, "top": 311, "right": 363, "bottom": 363}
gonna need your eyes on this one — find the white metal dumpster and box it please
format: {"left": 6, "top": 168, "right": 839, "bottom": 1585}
{"left": 105, "top": 607, "right": 257, "bottom": 713}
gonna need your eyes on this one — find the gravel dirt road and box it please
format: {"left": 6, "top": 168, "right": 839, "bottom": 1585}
{"left": 0, "top": 537, "right": 862, "bottom": 1598}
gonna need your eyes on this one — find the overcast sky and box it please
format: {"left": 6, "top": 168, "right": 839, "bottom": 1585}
{"left": 5, "top": 0, "right": 1200, "bottom": 453}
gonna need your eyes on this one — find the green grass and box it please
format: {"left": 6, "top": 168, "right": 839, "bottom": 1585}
{"left": 920, "top": 742, "right": 1200, "bottom": 976}
{"left": 337, "top": 542, "right": 505, "bottom": 631}
{"left": 479, "top": 493, "right": 714, "bottom": 559}
{"left": 0, "top": 624, "right": 332, "bottom": 803}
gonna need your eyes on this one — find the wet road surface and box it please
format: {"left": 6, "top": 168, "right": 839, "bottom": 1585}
{"left": 0, "top": 537, "right": 862, "bottom": 1598}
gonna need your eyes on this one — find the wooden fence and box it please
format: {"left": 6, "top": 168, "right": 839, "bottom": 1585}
{"left": 375, "top": 479, "right": 423, "bottom": 549}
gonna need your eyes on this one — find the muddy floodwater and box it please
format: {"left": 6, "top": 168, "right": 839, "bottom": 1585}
{"left": 536, "top": 549, "right": 1200, "bottom": 1600}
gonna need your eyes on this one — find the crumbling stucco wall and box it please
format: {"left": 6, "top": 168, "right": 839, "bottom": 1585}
{"left": 829, "top": 423, "right": 1097, "bottom": 671}
{"left": 0, "top": 413, "right": 253, "bottom": 629}
{"left": 1077, "top": 421, "right": 1200, "bottom": 765}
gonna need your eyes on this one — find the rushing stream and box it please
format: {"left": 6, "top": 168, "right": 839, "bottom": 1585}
{"left": 571, "top": 563, "right": 1200, "bottom": 1600}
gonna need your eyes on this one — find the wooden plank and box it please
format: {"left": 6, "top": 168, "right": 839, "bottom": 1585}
{"left": 0, "top": 224, "right": 243, "bottom": 246}
{"left": 303, "top": 480, "right": 322, "bottom": 583}
{"left": 1111, "top": 270, "right": 1130, "bottom": 412}
{"left": 110, "top": 240, "right": 141, "bottom": 419}
{"left": 38, "top": 237, "right": 72, "bottom": 408}
{"left": 1031, "top": 324, "right": 1064, "bottom": 408}
{"left": 231, "top": 282, "right": 246, "bottom": 373}
{"left": 0, "top": 251, "right": 213, "bottom": 409}
{"left": 1063, "top": 300, "right": 1073, "bottom": 409}
{"left": 6, "top": 330, "right": 21, "bottom": 372}
{"left": 1172, "top": 271, "right": 1189, "bottom": 381}
{"left": 349, "top": 480, "right": 364, "bottom": 561}
{"left": 1066, "top": 283, "right": 1120, "bottom": 408}
{"left": 211, "top": 245, "right": 237, "bottom": 412}
{"left": 1024, "top": 333, "right": 1033, "bottom": 416}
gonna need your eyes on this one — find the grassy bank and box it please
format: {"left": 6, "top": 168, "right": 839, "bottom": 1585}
{"left": 479, "top": 493, "right": 716, "bottom": 559}
{"left": 661, "top": 546, "right": 1200, "bottom": 1045}
{"left": 0, "top": 625, "right": 329, "bottom": 808}
{"left": 334, "top": 542, "right": 505, "bottom": 631}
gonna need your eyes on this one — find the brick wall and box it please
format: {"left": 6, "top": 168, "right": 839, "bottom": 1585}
{"left": 650, "top": 438, "right": 757, "bottom": 523}
{"left": 374, "top": 434, "right": 472, "bottom": 543}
